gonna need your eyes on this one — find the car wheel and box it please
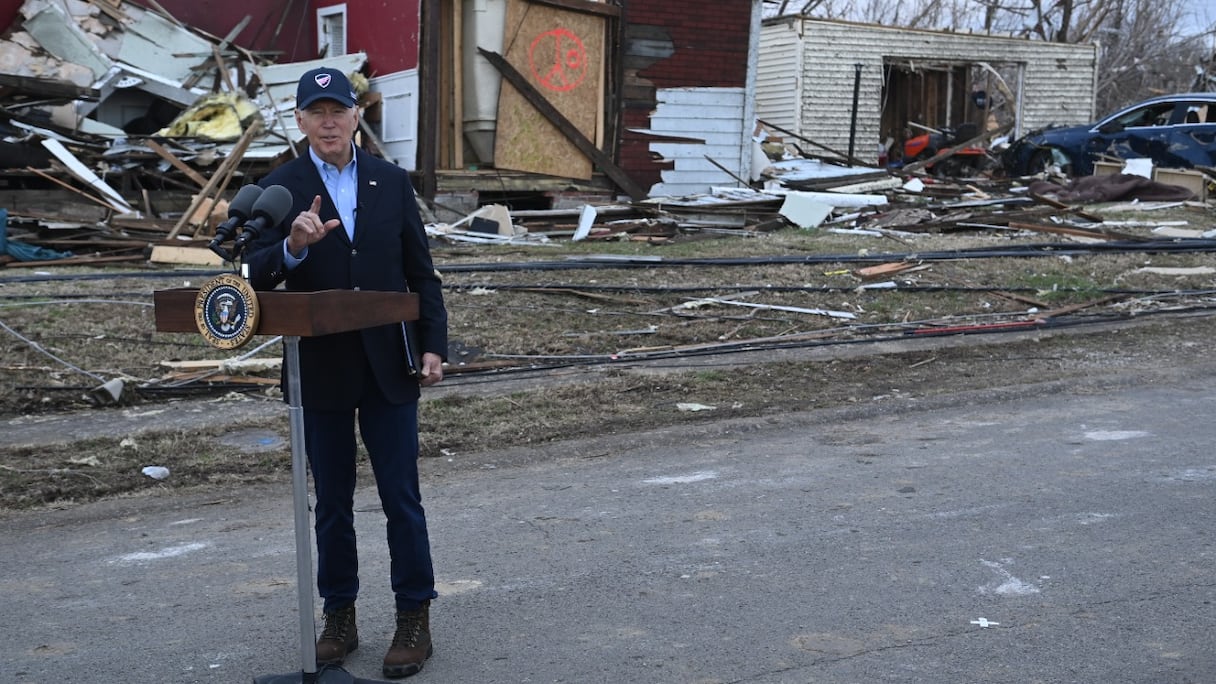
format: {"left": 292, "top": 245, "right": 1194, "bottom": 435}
{"left": 1028, "top": 147, "right": 1072, "bottom": 175}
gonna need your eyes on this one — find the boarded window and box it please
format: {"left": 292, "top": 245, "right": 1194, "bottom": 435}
{"left": 318, "top": 5, "right": 347, "bottom": 57}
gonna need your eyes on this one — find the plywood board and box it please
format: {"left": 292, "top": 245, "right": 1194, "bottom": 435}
{"left": 494, "top": 0, "right": 604, "bottom": 179}
{"left": 149, "top": 245, "right": 226, "bottom": 267}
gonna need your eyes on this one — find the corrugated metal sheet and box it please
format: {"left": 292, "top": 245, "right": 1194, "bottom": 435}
{"left": 757, "top": 18, "right": 1098, "bottom": 163}
{"left": 645, "top": 87, "right": 748, "bottom": 197}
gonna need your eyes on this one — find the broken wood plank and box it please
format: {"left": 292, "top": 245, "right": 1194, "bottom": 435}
{"left": 853, "top": 262, "right": 919, "bottom": 279}
{"left": 1, "top": 255, "right": 144, "bottom": 268}
{"left": 145, "top": 139, "right": 208, "bottom": 188}
{"left": 160, "top": 358, "right": 282, "bottom": 372}
{"left": 478, "top": 48, "right": 648, "bottom": 201}
{"left": 0, "top": 73, "right": 99, "bottom": 101}
{"left": 683, "top": 296, "right": 856, "bottom": 319}
{"left": 149, "top": 245, "right": 227, "bottom": 266}
{"left": 25, "top": 166, "right": 126, "bottom": 213}
{"left": 992, "top": 291, "right": 1051, "bottom": 309}
{"left": 515, "top": 287, "right": 653, "bottom": 306}
{"left": 757, "top": 118, "right": 866, "bottom": 166}
{"left": 167, "top": 121, "right": 260, "bottom": 239}
{"left": 1033, "top": 294, "right": 1130, "bottom": 319}
{"left": 358, "top": 117, "right": 395, "bottom": 165}
{"left": 1027, "top": 191, "right": 1105, "bottom": 222}
{"left": 704, "top": 154, "right": 750, "bottom": 187}
{"left": 211, "top": 43, "right": 236, "bottom": 93}
{"left": 1007, "top": 221, "right": 1147, "bottom": 242}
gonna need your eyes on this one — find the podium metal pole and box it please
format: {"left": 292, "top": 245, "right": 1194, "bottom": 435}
{"left": 285, "top": 335, "right": 317, "bottom": 674}
{"left": 254, "top": 336, "right": 391, "bottom": 684}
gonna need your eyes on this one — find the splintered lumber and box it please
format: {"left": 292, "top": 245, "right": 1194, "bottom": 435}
{"left": 1, "top": 254, "right": 143, "bottom": 268}
{"left": 682, "top": 296, "right": 856, "bottom": 320}
{"left": 145, "top": 139, "right": 208, "bottom": 188}
{"left": 25, "top": 166, "right": 125, "bottom": 213}
{"left": 159, "top": 358, "right": 282, "bottom": 373}
{"left": 757, "top": 118, "right": 864, "bottom": 166}
{"left": 1027, "top": 191, "right": 1104, "bottom": 222}
{"left": 993, "top": 291, "right": 1051, "bottom": 309}
{"left": 1033, "top": 294, "right": 1130, "bottom": 319}
{"left": 515, "top": 287, "right": 652, "bottom": 306}
{"left": 167, "top": 121, "right": 260, "bottom": 239}
{"left": 1008, "top": 221, "right": 1147, "bottom": 242}
{"left": 149, "top": 245, "right": 227, "bottom": 266}
{"left": 854, "top": 262, "right": 919, "bottom": 280}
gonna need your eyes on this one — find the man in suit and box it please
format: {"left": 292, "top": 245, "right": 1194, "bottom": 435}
{"left": 243, "top": 66, "right": 447, "bottom": 679}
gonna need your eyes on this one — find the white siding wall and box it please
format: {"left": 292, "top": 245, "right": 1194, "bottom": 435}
{"left": 757, "top": 18, "right": 1098, "bottom": 164}
{"left": 755, "top": 18, "right": 802, "bottom": 136}
{"left": 647, "top": 87, "right": 748, "bottom": 198}
{"left": 370, "top": 69, "right": 419, "bottom": 170}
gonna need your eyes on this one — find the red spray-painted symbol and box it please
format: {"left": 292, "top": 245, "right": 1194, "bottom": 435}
{"left": 529, "top": 28, "right": 587, "bottom": 92}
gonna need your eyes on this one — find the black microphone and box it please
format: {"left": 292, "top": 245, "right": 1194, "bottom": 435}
{"left": 208, "top": 184, "right": 263, "bottom": 260}
{"left": 231, "top": 184, "right": 294, "bottom": 259}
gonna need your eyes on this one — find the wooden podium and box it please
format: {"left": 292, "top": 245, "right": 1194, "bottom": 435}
{"left": 154, "top": 287, "right": 418, "bottom": 684}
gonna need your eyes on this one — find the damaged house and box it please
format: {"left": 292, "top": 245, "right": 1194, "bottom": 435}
{"left": 0, "top": 0, "right": 766, "bottom": 232}
{"left": 756, "top": 16, "right": 1100, "bottom": 168}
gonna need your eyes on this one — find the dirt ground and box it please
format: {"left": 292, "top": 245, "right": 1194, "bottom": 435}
{"left": 2, "top": 199, "right": 1215, "bottom": 511}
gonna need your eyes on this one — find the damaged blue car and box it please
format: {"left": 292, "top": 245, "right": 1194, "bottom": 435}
{"left": 1002, "top": 93, "right": 1216, "bottom": 176}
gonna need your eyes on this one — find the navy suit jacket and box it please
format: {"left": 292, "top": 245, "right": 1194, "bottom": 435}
{"left": 243, "top": 149, "right": 447, "bottom": 410}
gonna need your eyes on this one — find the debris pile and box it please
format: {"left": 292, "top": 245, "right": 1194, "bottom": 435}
{"left": 0, "top": 0, "right": 370, "bottom": 266}
{"left": 0, "top": 1, "right": 1212, "bottom": 269}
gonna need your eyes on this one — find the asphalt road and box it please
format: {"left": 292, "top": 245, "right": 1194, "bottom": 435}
{"left": 3, "top": 365, "right": 1215, "bottom": 683}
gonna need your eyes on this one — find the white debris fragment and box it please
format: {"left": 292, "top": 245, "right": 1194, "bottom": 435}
{"left": 141, "top": 466, "right": 170, "bottom": 480}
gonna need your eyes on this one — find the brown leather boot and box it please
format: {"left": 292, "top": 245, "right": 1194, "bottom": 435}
{"left": 316, "top": 604, "right": 358, "bottom": 665}
{"left": 382, "top": 601, "right": 432, "bottom": 678}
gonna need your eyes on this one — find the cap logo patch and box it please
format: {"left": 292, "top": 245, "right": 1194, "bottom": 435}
{"left": 315, "top": 74, "right": 332, "bottom": 88}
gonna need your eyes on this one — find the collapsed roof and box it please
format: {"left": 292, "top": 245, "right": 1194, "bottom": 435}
{"left": 0, "top": 0, "right": 368, "bottom": 165}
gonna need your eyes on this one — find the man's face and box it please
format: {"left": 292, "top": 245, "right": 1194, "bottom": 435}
{"left": 296, "top": 99, "right": 359, "bottom": 166}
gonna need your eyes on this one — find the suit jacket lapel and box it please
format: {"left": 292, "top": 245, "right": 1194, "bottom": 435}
{"left": 353, "top": 150, "right": 382, "bottom": 247}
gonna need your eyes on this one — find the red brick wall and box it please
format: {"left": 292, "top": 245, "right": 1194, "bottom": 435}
{"left": 625, "top": 2, "right": 750, "bottom": 88}
{"left": 618, "top": 0, "right": 752, "bottom": 192}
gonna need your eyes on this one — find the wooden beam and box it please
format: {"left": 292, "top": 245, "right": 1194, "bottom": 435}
{"left": 167, "top": 122, "right": 259, "bottom": 239}
{"left": 211, "top": 45, "right": 237, "bottom": 93}
{"left": 758, "top": 118, "right": 864, "bottom": 166}
{"left": 0, "top": 74, "right": 99, "bottom": 101}
{"left": 25, "top": 166, "right": 125, "bottom": 213}
{"left": 2, "top": 254, "right": 144, "bottom": 268}
{"left": 145, "top": 139, "right": 208, "bottom": 188}
{"left": 1026, "top": 190, "right": 1105, "bottom": 223}
{"left": 478, "top": 48, "right": 647, "bottom": 201}
{"left": 527, "top": 0, "right": 621, "bottom": 17}
{"left": 419, "top": 0, "right": 441, "bottom": 199}
{"left": 358, "top": 118, "right": 395, "bottom": 165}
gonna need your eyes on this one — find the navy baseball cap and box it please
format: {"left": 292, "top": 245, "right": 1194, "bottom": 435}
{"left": 296, "top": 67, "right": 357, "bottom": 109}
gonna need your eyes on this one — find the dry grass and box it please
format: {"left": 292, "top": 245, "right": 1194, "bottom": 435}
{"left": 3, "top": 201, "right": 1216, "bottom": 510}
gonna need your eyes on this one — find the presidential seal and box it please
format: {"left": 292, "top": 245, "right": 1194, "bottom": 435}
{"left": 194, "top": 273, "right": 260, "bottom": 349}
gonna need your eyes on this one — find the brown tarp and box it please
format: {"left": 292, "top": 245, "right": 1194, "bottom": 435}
{"left": 1028, "top": 173, "right": 1197, "bottom": 204}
